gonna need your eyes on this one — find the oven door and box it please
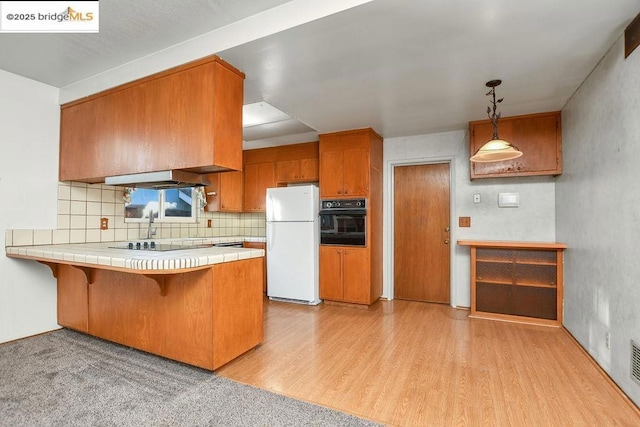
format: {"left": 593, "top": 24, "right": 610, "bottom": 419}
{"left": 319, "top": 209, "right": 366, "bottom": 246}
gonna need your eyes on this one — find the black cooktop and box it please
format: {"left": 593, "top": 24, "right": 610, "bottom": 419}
{"left": 109, "top": 242, "right": 212, "bottom": 252}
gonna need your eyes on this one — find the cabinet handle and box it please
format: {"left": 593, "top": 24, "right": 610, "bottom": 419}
{"left": 444, "top": 226, "right": 450, "bottom": 232}
{"left": 444, "top": 239, "right": 450, "bottom": 244}
{"left": 207, "top": 192, "right": 217, "bottom": 196}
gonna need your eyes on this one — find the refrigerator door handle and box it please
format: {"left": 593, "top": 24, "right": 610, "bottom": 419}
{"left": 267, "top": 222, "right": 274, "bottom": 251}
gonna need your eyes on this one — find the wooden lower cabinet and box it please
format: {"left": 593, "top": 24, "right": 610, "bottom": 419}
{"left": 319, "top": 246, "right": 371, "bottom": 305}
{"left": 56, "top": 258, "right": 263, "bottom": 370}
{"left": 458, "top": 240, "right": 567, "bottom": 326}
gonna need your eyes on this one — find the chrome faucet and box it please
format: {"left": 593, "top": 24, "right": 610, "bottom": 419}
{"left": 147, "top": 211, "right": 157, "bottom": 239}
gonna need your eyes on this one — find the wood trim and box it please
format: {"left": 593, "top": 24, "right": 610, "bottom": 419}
{"left": 142, "top": 274, "right": 172, "bottom": 296}
{"left": 37, "top": 261, "right": 58, "bottom": 279}
{"left": 457, "top": 240, "right": 567, "bottom": 250}
{"left": 61, "top": 55, "right": 244, "bottom": 108}
{"left": 243, "top": 141, "right": 319, "bottom": 164}
{"left": 318, "top": 127, "right": 383, "bottom": 142}
{"left": 470, "top": 312, "right": 561, "bottom": 327}
{"left": 625, "top": 12, "right": 640, "bottom": 58}
{"left": 7, "top": 252, "right": 215, "bottom": 275}
{"left": 71, "top": 265, "right": 96, "bottom": 284}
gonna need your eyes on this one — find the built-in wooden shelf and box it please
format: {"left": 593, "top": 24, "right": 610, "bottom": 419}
{"left": 458, "top": 240, "right": 567, "bottom": 327}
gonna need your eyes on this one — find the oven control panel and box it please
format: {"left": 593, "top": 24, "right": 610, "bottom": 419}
{"left": 321, "top": 199, "right": 366, "bottom": 210}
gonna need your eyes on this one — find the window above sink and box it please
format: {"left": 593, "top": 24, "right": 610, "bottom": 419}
{"left": 125, "top": 188, "right": 198, "bottom": 223}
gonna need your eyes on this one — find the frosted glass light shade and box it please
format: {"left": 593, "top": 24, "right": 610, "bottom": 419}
{"left": 470, "top": 139, "right": 523, "bottom": 163}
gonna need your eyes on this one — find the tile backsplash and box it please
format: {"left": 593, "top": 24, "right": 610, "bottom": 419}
{"left": 6, "top": 181, "right": 266, "bottom": 246}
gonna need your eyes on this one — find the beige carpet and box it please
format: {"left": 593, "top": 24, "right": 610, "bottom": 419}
{"left": 0, "top": 329, "right": 380, "bottom": 426}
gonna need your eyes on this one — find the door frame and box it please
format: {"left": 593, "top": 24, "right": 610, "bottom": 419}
{"left": 384, "top": 156, "right": 457, "bottom": 307}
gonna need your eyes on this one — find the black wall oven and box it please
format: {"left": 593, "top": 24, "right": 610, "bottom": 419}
{"left": 319, "top": 199, "right": 366, "bottom": 246}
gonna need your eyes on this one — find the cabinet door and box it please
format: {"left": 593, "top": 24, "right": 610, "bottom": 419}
{"left": 275, "top": 160, "right": 300, "bottom": 183}
{"left": 243, "top": 163, "right": 260, "bottom": 211}
{"left": 204, "top": 171, "right": 243, "bottom": 212}
{"left": 319, "top": 246, "right": 343, "bottom": 300}
{"left": 343, "top": 148, "right": 369, "bottom": 196}
{"left": 276, "top": 158, "right": 319, "bottom": 184}
{"left": 299, "top": 158, "right": 319, "bottom": 181}
{"left": 319, "top": 150, "right": 345, "bottom": 198}
{"left": 218, "top": 171, "right": 243, "bottom": 211}
{"left": 342, "top": 248, "right": 370, "bottom": 304}
{"left": 60, "top": 94, "right": 118, "bottom": 182}
{"left": 470, "top": 112, "right": 561, "bottom": 179}
{"left": 243, "top": 162, "right": 275, "bottom": 212}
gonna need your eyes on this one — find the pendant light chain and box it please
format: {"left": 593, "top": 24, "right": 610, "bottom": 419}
{"left": 486, "top": 80, "right": 503, "bottom": 141}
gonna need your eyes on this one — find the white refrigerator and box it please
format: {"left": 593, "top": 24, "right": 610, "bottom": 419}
{"left": 266, "top": 185, "right": 321, "bottom": 305}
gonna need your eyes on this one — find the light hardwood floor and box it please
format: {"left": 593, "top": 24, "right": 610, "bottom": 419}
{"left": 217, "top": 298, "right": 640, "bottom": 426}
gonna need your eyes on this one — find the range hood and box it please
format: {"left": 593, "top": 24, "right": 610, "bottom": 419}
{"left": 104, "top": 170, "right": 210, "bottom": 189}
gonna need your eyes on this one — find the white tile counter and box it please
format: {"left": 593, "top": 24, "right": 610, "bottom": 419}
{"left": 5, "top": 237, "right": 265, "bottom": 273}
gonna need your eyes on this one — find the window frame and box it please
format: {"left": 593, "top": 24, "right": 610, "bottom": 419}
{"left": 124, "top": 187, "right": 198, "bottom": 224}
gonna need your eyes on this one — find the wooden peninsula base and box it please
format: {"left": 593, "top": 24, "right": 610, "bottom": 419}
{"left": 57, "top": 258, "right": 263, "bottom": 371}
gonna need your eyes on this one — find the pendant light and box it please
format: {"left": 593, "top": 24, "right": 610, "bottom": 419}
{"left": 470, "top": 80, "right": 523, "bottom": 163}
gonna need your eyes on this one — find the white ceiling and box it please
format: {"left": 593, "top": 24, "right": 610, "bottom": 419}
{"left": 1, "top": 0, "right": 639, "bottom": 149}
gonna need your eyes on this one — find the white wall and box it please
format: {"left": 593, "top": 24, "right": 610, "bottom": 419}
{"left": 383, "top": 130, "right": 556, "bottom": 307}
{"left": 0, "top": 70, "right": 60, "bottom": 343}
{"left": 558, "top": 35, "right": 640, "bottom": 405}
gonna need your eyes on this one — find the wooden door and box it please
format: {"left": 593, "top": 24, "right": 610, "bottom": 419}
{"left": 319, "top": 246, "right": 343, "bottom": 300}
{"left": 342, "top": 247, "right": 370, "bottom": 303}
{"left": 394, "top": 163, "right": 450, "bottom": 303}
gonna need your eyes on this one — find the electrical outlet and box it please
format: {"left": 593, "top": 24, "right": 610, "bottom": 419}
{"left": 207, "top": 219, "right": 212, "bottom": 228}
{"left": 605, "top": 332, "right": 611, "bottom": 349}
{"left": 100, "top": 217, "right": 108, "bottom": 230}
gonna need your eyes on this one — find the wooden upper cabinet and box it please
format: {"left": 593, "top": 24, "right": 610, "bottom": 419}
{"left": 59, "top": 55, "right": 245, "bottom": 183}
{"left": 243, "top": 162, "right": 276, "bottom": 212}
{"left": 204, "top": 171, "right": 243, "bottom": 212}
{"left": 275, "top": 158, "right": 319, "bottom": 183}
{"left": 469, "top": 111, "right": 562, "bottom": 179}
{"left": 242, "top": 141, "right": 319, "bottom": 212}
{"left": 319, "top": 129, "right": 379, "bottom": 198}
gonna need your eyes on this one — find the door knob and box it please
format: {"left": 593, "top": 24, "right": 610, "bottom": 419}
{"left": 444, "top": 239, "right": 450, "bottom": 244}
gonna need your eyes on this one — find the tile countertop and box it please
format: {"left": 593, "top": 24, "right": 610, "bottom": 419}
{"left": 5, "top": 237, "right": 266, "bottom": 274}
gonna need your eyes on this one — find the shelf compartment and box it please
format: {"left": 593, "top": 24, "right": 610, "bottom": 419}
{"left": 476, "top": 283, "right": 557, "bottom": 321}
{"left": 515, "top": 249, "right": 557, "bottom": 265}
{"left": 515, "top": 263, "right": 557, "bottom": 287}
{"left": 459, "top": 240, "right": 566, "bottom": 327}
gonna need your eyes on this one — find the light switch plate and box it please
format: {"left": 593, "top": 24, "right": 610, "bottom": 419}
{"left": 498, "top": 192, "right": 519, "bottom": 208}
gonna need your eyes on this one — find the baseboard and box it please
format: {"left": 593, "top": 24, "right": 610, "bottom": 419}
{"left": 562, "top": 327, "right": 640, "bottom": 415}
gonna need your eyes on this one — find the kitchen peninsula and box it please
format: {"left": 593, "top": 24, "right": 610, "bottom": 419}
{"left": 5, "top": 240, "right": 264, "bottom": 371}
